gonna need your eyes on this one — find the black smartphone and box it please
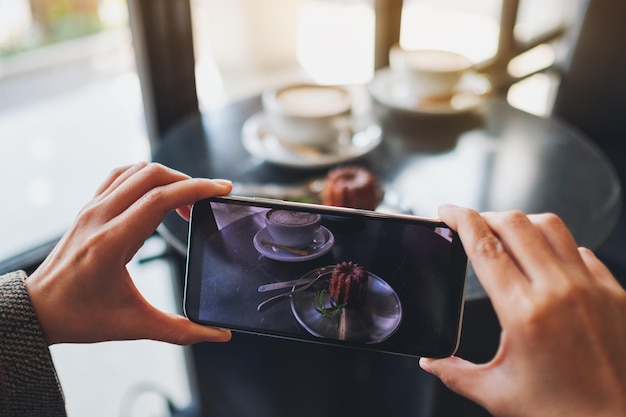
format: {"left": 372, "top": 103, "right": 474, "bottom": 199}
{"left": 184, "top": 196, "right": 467, "bottom": 358}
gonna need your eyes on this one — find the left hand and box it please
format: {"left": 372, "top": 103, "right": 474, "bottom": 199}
{"left": 25, "top": 162, "right": 233, "bottom": 346}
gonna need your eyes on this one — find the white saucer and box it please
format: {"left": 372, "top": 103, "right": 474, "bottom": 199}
{"left": 242, "top": 112, "right": 382, "bottom": 169}
{"left": 253, "top": 226, "right": 334, "bottom": 262}
{"left": 368, "top": 67, "right": 492, "bottom": 115}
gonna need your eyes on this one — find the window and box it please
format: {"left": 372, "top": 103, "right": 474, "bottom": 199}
{"left": 1, "top": 5, "right": 192, "bottom": 416}
{"left": 1, "top": 0, "right": 583, "bottom": 258}
{"left": 0, "top": 0, "right": 150, "bottom": 260}
{"left": 191, "top": 0, "right": 584, "bottom": 115}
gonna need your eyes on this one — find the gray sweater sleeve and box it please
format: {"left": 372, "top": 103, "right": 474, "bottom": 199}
{"left": 0, "top": 271, "right": 66, "bottom": 417}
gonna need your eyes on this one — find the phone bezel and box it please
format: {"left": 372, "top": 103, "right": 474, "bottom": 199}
{"left": 184, "top": 195, "right": 467, "bottom": 358}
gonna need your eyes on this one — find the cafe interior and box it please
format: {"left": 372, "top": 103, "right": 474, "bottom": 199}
{"left": 1, "top": 0, "right": 625, "bottom": 416}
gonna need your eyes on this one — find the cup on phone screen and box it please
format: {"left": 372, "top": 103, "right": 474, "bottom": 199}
{"left": 264, "top": 209, "right": 321, "bottom": 249}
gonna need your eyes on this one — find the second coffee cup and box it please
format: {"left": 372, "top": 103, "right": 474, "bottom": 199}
{"left": 389, "top": 46, "right": 473, "bottom": 104}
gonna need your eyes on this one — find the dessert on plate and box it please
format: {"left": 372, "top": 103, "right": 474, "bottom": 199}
{"left": 321, "top": 166, "right": 380, "bottom": 211}
{"left": 329, "top": 261, "right": 369, "bottom": 308}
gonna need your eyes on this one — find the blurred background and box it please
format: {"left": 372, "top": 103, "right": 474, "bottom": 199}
{"left": 0, "top": 0, "right": 584, "bottom": 415}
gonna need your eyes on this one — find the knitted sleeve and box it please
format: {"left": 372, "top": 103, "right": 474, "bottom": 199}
{"left": 0, "top": 271, "right": 66, "bottom": 417}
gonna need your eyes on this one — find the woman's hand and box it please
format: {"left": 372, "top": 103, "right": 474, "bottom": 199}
{"left": 25, "top": 162, "right": 233, "bottom": 346}
{"left": 420, "top": 205, "right": 626, "bottom": 417}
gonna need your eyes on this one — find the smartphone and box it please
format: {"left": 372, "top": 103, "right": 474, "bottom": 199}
{"left": 184, "top": 196, "right": 467, "bottom": 358}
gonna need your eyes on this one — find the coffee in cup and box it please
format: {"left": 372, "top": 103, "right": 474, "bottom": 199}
{"left": 389, "top": 46, "right": 473, "bottom": 105}
{"left": 262, "top": 83, "right": 351, "bottom": 150}
{"left": 265, "top": 209, "right": 322, "bottom": 249}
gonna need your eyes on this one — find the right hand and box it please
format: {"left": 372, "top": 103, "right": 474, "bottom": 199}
{"left": 420, "top": 205, "right": 626, "bottom": 417}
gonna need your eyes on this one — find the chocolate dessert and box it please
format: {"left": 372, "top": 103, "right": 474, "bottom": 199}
{"left": 322, "top": 166, "right": 379, "bottom": 210}
{"left": 329, "top": 261, "right": 369, "bottom": 307}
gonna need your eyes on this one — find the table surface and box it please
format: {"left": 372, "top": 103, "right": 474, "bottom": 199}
{"left": 153, "top": 92, "right": 622, "bottom": 417}
{"left": 154, "top": 92, "right": 622, "bottom": 301}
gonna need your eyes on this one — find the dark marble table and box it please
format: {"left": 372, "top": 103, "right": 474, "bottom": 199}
{"left": 152, "top": 92, "right": 621, "bottom": 417}
{"left": 154, "top": 93, "right": 622, "bottom": 301}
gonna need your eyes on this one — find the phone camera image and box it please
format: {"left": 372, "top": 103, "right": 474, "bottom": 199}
{"left": 264, "top": 209, "right": 322, "bottom": 250}
{"left": 185, "top": 197, "right": 467, "bottom": 358}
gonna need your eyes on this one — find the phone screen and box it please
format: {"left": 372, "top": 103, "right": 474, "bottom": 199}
{"left": 184, "top": 196, "right": 467, "bottom": 358}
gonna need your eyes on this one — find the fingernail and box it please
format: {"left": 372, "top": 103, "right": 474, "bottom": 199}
{"left": 437, "top": 204, "right": 458, "bottom": 216}
{"left": 419, "top": 357, "right": 434, "bottom": 373}
{"left": 214, "top": 328, "right": 232, "bottom": 342}
{"left": 439, "top": 204, "right": 459, "bottom": 211}
{"left": 212, "top": 179, "right": 232, "bottom": 187}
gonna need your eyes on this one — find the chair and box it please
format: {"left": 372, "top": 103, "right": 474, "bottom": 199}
{"left": 551, "top": 0, "right": 626, "bottom": 284}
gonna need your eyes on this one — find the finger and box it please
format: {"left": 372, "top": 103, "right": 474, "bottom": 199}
{"left": 100, "top": 163, "right": 191, "bottom": 220}
{"left": 176, "top": 205, "right": 193, "bottom": 222}
{"left": 175, "top": 179, "right": 232, "bottom": 221}
{"left": 578, "top": 247, "right": 622, "bottom": 289}
{"left": 146, "top": 312, "right": 232, "bottom": 345}
{"left": 94, "top": 162, "right": 147, "bottom": 198}
{"left": 110, "top": 177, "right": 232, "bottom": 246}
{"left": 97, "top": 307, "right": 232, "bottom": 345}
{"left": 419, "top": 356, "right": 491, "bottom": 407}
{"left": 111, "top": 296, "right": 231, "bottom": 344}
{"left": 438, "top": 205, "right": 528, "bottom": 305}
{"left": 527, "top": 213, "right": 586, "bottom": 270}
{"left": 481, "top": 211, "right": 565, "bottom": 285}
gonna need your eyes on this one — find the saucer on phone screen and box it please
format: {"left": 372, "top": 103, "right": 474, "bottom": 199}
{"left": 253, "top": 226, "right": 334, "bottom": 262}
{"left": 242, "top": 112, "right": 382, "bottom": 169}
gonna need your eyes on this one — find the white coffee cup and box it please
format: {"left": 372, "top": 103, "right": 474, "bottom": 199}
{"left": 262, "top": 83, "right": 351, "bottom": 149}
{"left": 265, "top": 209, "right": 321, "bottom": 249}
{"left": 389, "top": 46, "right": 473, "bottom": 104}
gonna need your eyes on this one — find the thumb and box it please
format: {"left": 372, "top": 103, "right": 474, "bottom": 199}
{"left": 145, "top": 312, "right": 232, "bottom": 345}
{"left": 420, "top": 356, "right": 488, "bottom": 402}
